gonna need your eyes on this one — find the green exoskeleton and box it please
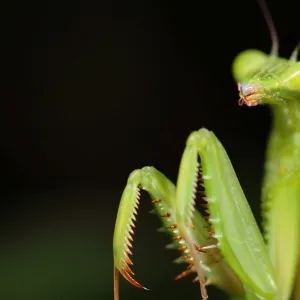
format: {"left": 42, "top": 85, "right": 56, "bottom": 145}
{"left": 113, "top": 0, "right": 300, "bottom": 299}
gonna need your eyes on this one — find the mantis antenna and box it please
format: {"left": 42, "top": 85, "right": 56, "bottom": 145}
{"left": 257, "top": 0, "right": 279, "bottom": 56}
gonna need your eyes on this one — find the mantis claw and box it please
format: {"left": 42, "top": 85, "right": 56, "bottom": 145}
{"left": 122, "top": 268, "right": 149, "bottom": 290}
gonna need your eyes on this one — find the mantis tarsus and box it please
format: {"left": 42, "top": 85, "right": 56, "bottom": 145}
{"left": 113, "top": 0, "right": 300, "bottom": 299}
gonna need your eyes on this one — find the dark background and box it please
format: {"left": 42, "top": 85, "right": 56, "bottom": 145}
{"left": 1, "top": 0, "right": 299, "bottom": 299}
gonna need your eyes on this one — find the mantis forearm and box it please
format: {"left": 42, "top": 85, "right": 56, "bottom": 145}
{"left": 113, "top": 165, "right": 243, "bottom": 299}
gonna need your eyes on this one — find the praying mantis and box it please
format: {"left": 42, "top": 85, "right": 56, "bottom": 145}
{"left": 113, "top": 0, "right": 300, "bottom": 299}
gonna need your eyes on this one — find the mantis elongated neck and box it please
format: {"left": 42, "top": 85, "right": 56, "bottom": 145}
{"left": 262, "top": 101, "right": 300, "bottom": 300}
{"left": 271, "top": 100, "right": 300, "bottom": 134}
{"left": 264, "top": 100, "right": 300, "bottom": 189}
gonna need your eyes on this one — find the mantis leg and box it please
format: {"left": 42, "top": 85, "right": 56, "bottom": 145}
{"left": 175, "top": 128, "right": 276, "bottom": 299}
{"left": 113, "top": 165, "right": 243, "bottom": 300}
{"left": 113, "top": 166, "right": 208, "bottom": 299}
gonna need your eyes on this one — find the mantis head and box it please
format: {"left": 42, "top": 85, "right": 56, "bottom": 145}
{"left": 232, "top": 0, "right": 300, "bottom": 108}
{"left": 233, "top": 48, "right": 300, "bottom": 107}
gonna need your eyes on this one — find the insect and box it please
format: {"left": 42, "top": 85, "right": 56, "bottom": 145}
{"left": 113, "top": 0, "right": 300, "bottom": 299}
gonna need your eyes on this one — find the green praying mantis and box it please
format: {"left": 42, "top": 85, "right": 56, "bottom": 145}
{"left": 113, "top": 0, "right": 300, "bottom": 299}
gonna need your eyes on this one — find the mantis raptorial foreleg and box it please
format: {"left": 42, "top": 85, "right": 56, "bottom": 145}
{"left": 113, "top": 166, "right": 207, "bottom": 298}
{"left": 113, "top": 129, "right": 276, "bottom": 300}
{"left": 113, "top": 163, "right": 244, "bottom": 300}
{"left": 176, "top": 129, "right": 276, "bottom": 299}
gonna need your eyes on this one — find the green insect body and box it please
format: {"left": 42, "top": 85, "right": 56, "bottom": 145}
{"left": 233, "top": 49, "right": 300, "bottom": 300}
{"left": 113, "top": 3, "right": 300, "bottom": 300}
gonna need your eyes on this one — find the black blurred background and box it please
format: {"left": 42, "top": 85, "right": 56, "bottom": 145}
{"left": 1, "top": 0, "right": 299, "bottom": 299}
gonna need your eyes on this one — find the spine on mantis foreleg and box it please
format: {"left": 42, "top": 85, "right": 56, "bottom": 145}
{"left": 233, "top": 47, "right": 300, "bottom": 300}
{"left": 176, "top": 128, "right": 276, "bottom": 299}
{"left": 113, "top": 165, "right": 243, "bottom": 300}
